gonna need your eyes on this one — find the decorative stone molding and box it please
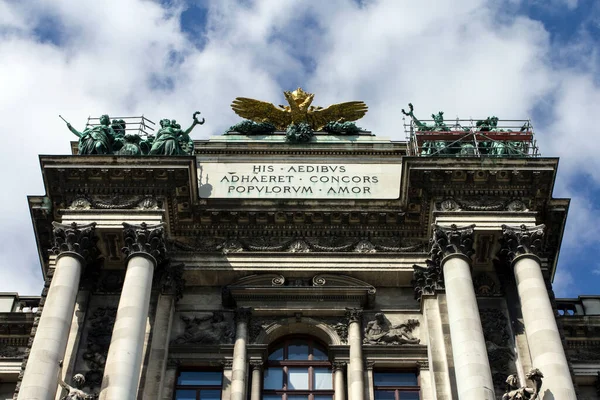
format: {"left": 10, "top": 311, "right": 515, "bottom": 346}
{"left": 345, "top": 308, "right": 363, "bottom": 324}
{"left": 0, "top": 341, "right": 23, "bottom": 358}
{"left": 69, "top": 195, "right": 159, "bottom": 210}
{"left": 430, "top": 224, "right": 475, "bottom": 261}
{"left": 121, "top": 222, "right": 167, "bottom": 264}
{"left": 435, "top": 197, "right": 528, "bottom": 212}
{"left": 499, "top": 224, "right": 545, "bottom": 262}
{"left": 50, "top": 222, "right": 99, "bottom": 263}
{"left": 221, "top": 360, "right": 233, "bottom": 369}
{"left": 417, "top": 360, "right": 429, "bottom": 370}
{"left": 363, "top": 313, "right": 420, "bottom": 345}
{"left": 172, "top": 312, "right": 233, "bottom": 345}
{"left": 169, "top": 236, "right": 426, "bottom": 254}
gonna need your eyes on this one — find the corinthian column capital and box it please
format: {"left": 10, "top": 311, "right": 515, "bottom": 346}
{"left": 345, "top": 307, "right": 363, "bottom": 324}
{"left": 122, "top": 222, "right": 167, "bottom": 264}
{"left": 430, "top": 224, "right": 475, "bottom": 261}
{"left": 49, "top": 221, "right": 98, "bottom": 263}
{"left": 500, "top": 224, "right": 545, "bottom": 262}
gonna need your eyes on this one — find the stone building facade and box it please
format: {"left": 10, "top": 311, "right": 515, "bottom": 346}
{"left": 2, "top": 126, "right": 600, "bottom": 399}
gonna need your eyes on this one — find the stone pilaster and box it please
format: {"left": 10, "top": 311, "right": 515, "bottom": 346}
{"left": 431, "top": 224, "right": 495, "bottom": 400}
{"left": 19, "top": 222, "right": 98, "bottom": 400}
{"left": 501, "top": 224, "right": 576, "bottom": 399}
{"left": 231, "top": 308, "right": 251, "bottom": 400}
{"left": 99, "top": 222, "right": 166, "bottom": 400}
{"left": 346, "top": 308, "right": 364, "bottom": 400}
{"left": 333, "top": 362, "right": 347, "bottom": 400}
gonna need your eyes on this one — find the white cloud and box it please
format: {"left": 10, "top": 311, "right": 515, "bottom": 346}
{"left": 1, "top": 0, "right": 599, "bottom": 296}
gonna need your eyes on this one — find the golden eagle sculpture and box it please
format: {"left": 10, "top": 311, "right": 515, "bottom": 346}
{"left": 231, "top": 88, "right": 368, "bottom": 131}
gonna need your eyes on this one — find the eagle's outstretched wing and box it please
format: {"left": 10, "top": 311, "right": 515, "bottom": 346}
{"left": 308, "top": 101, "right": 368, "bottom": 130}
{"left": 231, "top": 97, "right": 292, "bottom": 130}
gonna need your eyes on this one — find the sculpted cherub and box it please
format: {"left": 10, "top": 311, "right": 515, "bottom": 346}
{"left": 57, "top": 360, "right": 96, "bottom": 400}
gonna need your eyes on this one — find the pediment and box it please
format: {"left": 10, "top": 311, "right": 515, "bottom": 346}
{"left": 222, "top": 273, "right": 376, "bottom": 309}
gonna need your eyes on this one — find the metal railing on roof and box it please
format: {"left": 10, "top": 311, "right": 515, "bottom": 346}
{"left": 403, "top": 117, "right": 540, "bottom": 158}
{"left": 86, "top": 115, "right": 156, "bottom": 137}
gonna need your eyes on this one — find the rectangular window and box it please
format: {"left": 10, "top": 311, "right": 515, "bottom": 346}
{"left": 373, "top": 371, "right": 419, "bottom": 400}
{"left": 175, "top": 370, "right": 223, "bottom": 400}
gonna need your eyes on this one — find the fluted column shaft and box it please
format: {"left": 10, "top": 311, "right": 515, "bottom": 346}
{"left": 432, "top": 224, "right": 494, "bottom": 400}
{"left": 249, "top": 361, "right": 263, "bottom": 400}
{"left": 19, "top": 222, "right": 97, "bottom": 400}
{"left": 100, "top": 222, "right": 166, "bottom": 400}
{"left": 347, "top": 309, "right": 364, "bottom": 400}
{"left": 502, "top": 224, "right": 576, "bottom": 399}
{"left": 231, "top": 308, "right": 251, "bottom": 400}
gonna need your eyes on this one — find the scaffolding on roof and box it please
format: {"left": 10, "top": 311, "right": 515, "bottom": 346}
{"left": 86, "top": 115, "right": 156, "bottom": 137}
{"left": 403, "top": 117, "right": 540, "bottom": 158}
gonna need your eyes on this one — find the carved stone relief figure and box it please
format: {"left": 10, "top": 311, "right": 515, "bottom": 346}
{"left": 82, "top": 307, "right": 117, "bottom": 388}
{"left": 480, "top": 308, "right": 515, "bottom": 395}
{"left": 58, "top": 360, "right": 97, "bottom": 400}
{"left": 502, "top": 368, "right": 543, "bottom": 400}
{"left": 172, "top": 312, "right": 233, "bottom": 345}
{"left": 363, "top": 313, "right": 420, "bottom": 345}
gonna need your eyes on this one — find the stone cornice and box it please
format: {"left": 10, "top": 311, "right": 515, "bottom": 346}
{"left": 122, "top": 222, "right": 167, "bottom": 265}
{"left": 49, "top": 222, "right": 99, "bottom": 264}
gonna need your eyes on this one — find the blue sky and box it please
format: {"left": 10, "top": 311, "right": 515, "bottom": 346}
{"left": 1, "top": 0, "right": 600, "bottom": 297}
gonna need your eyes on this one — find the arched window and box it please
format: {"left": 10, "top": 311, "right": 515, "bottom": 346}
{"left": 263, "top": 337, "right": 333, "bottom": 400}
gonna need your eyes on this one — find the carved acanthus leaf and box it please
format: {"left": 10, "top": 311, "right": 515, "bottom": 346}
{"left": 499, "top": 224, "right": 545, "bottom": 262}
{"left": 121, "top": 222, "right": 167, "bottom": 264}
{"left": 50, "top": 222, "right": 99, "bottom": 263}
{"left": 431, "top": 224, "right": 475, "bottom": 260}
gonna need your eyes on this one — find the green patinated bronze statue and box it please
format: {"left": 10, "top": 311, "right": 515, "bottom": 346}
{"left": 62, "top": 114, "right": 117, "bottom": 155}
{"left": 149, "top": 112, "right": 204, "bottom": 156}
{"left": 62, "top": 112, "right": 204, "bottom": 156}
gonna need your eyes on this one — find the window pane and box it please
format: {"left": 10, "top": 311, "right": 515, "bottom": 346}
{"left": 287, "top": 396, "right": 309, "bottom": 400}
{"left": 374, "top": 372, "right": 418, "bottom": 387}
{"left": 288, "top": 340, "right": 309, "bottom": 360}
{"left": 375, "top": 391, "right": 396, "bottom": 400}
{"left": 288, "top": 367, "right": 309, "bottom": 389}
{"left": 178, "top": 371, "right": 222, "bottom": 386}
{"left": 263, "top": 396, "right": 282, "bottom": 400}
{"left": 264, "top": 368, "right": 284, "bottom": 389}
{"left": 315, "top": 396, "right": 333, "bottom": 400}
{"left": 269, "top": 345, "right": 284, "bottom": 361}
{"left": 175, "top": 390, "right": 197, "bottom": 400}
{"left": 314, "top": 368, "right": 332, "bottom": 389}
{"left": 312, "top": 346, "right": 328, "bottom": 360}
{"left": 200, "top": 390, "right": 221, "bottom": 400}
{"left": 399, "top": 392, "right": 420, "bottom": 400}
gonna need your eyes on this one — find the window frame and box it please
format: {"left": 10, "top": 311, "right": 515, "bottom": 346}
{"left": 372, "top": 370, "right": 421, "bottom": 400}
{"left": 263, "top": 336, "right": 334, "bottom": 400}
{"left": 173, "top": 368, "right": 224, "bottom": 400}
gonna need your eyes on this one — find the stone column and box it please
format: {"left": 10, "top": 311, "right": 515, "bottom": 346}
{"left": 432, "top": 224, "right": 495, "bottom": 400}
{"left": 501, "top": 224, "right": 576, "bottom": 400}
{"left": 231, "top": 308, "right": 251, "bottom": 400}
{"left": 333, "top": 362, "right": 347, "bottom": 400}
{"left": 18, "top": 222, "right": 97, "bottom": 400}
{"left": 249, "top": 361, "right": 263, "bottom": 400}
{"left": 100, "top": 222, "right": 166, "bottom": 400}
{"left": 346, "top": 308, "right": 364, "bottom": 400}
